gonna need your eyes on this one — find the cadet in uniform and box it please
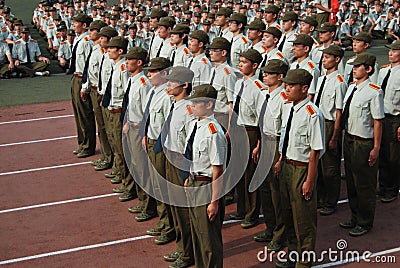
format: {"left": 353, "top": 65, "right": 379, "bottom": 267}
{"left": 279, "top": 12, "right": 298, "bottom": 63}
{"left": 184, "top": 84, "right": 227, "bottom": 268}
{"left": 340, "top": 53, "right": 385, "bottom": 237}
{"left": 148, "top": 9, "right": 168, "bottom": 60}
{"left": 377, "top": 41, "right": 400, "bottom": 203}
{"left": 252, "top": 60, "right": 288, "bottom": 253}
{"left": 228, "top": 12, "right": 250, "bottom": 69}
{"left": 0, "top": 38, "right": 13, "bottom": 78}
{"left": 275, "top": 69, "right": 325, "bottom": 268}
{"left": 228, "top": 49, "right": 264, "bottom": 229}
{"left": 215, "top": 7, "right": 233, "bottom": 41}
{"left": 169, "top": 24, "right": 191, "bottom": 67}
{"left": 247, "top": 19, "right": 267, "bottom": 55}
{"left": 156, "top": 17, "right": 176, "bottom": 59}
{"left": 187, "top": 30, "right": 212, "bottom": 86}
{"left": 314, "top": 45, "right": 347, "bottom": 216}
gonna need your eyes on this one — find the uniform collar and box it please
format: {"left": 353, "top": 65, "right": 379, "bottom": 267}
{"left": 269, "top": 85, "right": 283, "bottom": 98}
{"left": 131, "top": 71, "right": 144, "bottom": 81}
{"left": 292, "top": 98, "right": 309, "bottom": 112}
{"left": 153, "top": 82, "right": 168, "bottom": 95}
{"left": 197, "top": 114, "right": 215, "bottom": 128}
{"left": 355, "top": 78, "right": 370, "bottom": 89}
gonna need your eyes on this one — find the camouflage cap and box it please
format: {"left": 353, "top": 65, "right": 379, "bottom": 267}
{"left": 316, "top": 22, "right": 336, "bottom": 32}
{"left": 240, "top": 48, "right": 263, "bottom": 64}
{"left": 150, "top": 8, "right": 168, "bottom": 19}
{"left": 353, "top": 32, "right": 372, "bottom": 43}
{"left": 105, "top": 36, "right": 128, "bottom": 50}
{"left": 302, "top": 16, "right": 317, "bottom": 27}
{"left": 260, "top": 59, "right": 289, "bottom": 74}
{"left": 349, "top": 52, "right": 376, "bottom": 66}
{"left": 282, "top": 11, "right": 298, "bottom": 21}
{"left": 98, "top": 26, "right": 118, "bottom": 38}
{"left": 189, "top": 30, "right": 209, "bottom": 45}
{"left": 264, "top": 5, "right": 280, "bottom": 14}
{"left": 263, "top": 26, "right": 282, "bottom": 39}
{"left": 122, "top": 47, "right": 148, "bottom": 61}
{"left": 144, "top": 57, "right": 172, "bottom": 70}
{"left": 89, "top": 20, "right": 107, "bottom": 30}
{"left": 290, "top": 34, "right": 314, "bottom": 47}
{"left": 216, "top": 7, "right": 233, "bottom": 17}
{"left": 228, "top": 12, "right": 247, "bottom": 25}
{"left": 162, "top": 66, "right": 194, "bottom": 83}
{"left": 322, "top": 44, "right": 344, "bottom": 57}
{"left": 186, "top": 84, "right": 218, "bottom": 101}
{"left": 281, "top": 69, "right": 313, "bottom": 85}
{"left": 170, "top": 24, "right": 190, "bottom": 34}
{"left": 208, "top": 37, "right": 231, "bottom": 51}
{"left": 247, "top": 19, "right": 266, "bottom": 31}
{"left": 385, "top": 40, "right": 400, "bottom": 50}
{"left": 158, "top": 17, "right": 176, "bottom": 28}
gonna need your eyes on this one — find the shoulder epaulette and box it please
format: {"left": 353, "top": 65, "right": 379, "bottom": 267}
{"left": 170, "top": 42, "right": 174, "bottom": 47}
{"left": 350, "top": 81, "right": 356, "bottom": 85}
{"left": 84, "top": 36, "right": 90, "bottom": 41}
{"left": 280, "top": 91, "right": 288, "bottom": 100}
{"left": 15, "top": 41, "right": 21, "bottom": 44}
{"left": 276, "top": 51, "right": 284, "bottom": 59}
{"left": 241, "top": 36, "right": 248, "bottom": 43}
{"left": 0, "top": 40, "right": 6, "bottom": 43}
{"left": 305, "top": 104, "right": 316, "bottom": 116}
{"left": 336, "top": 74, "right": 344, "bottom": 83}
{"left": 1, "top": 26, "right": 7, "bottom": 32}
{"left": 101, "top": 47, "right": 106, "bottom": 53}
{"left": 140, "top": 76, "right": 146, "bottom": 85}
{"left": 60, "top": 41, "right": 66, "bottom": 45}
{"left": 31, "top": 39, "right": 37, "bottom": 43}
{"left": 137, "top": 35, "right": 143, "bottom": 39}
{"left": 210, "top": 31, "right": 216, "bottom": 34}
{"left": 294, "top": 33, "right": 298, "bottom": 38}
{"left": 369, "top": 83, "right": 380, "bottom": 90}
{"left": 208, "top": 122, "right": 217, "bottom": 134}
{"left": 201, "top": 57, "right": 208, "bottom": 64}
{"left": 138, "top": 30, "right": 143, "bottom": 34}
{"left": 262, "top": 45, "right": 267, "bottom": 53}
{"left": 254, "top": 80, "right": 263, "bottom": 89}
{"left": 120, "top": 64, "right": 125, "bottom": 71}
{"left": 313, "top": 40, "right": 318, "bottom": 45}
{"left": 307, "top": 61, "right": 315, "bottom": 69}
{"left": 380, "top": 64, "right": 390, "bottom": 69}
{"left": 224, "top": 67, "right": 231, "bottom": 75}
{"left": 275, "top": 24, "right": 281, "bottom": 30}
{"left": 349, "top": 55, "right": 356, "bottom": 59}
{"left": 183, "top": 47, "right": 190, "bottom": 55}
{"left": 186, "top": 104, "right": 193, "bottom": 115}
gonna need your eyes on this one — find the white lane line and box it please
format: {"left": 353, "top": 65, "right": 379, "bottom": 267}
{"left": 0, "top": 193, "right": 119, "bottom": 214}
{"left": 0, "top": 114, "right": 74, "bottom": 125}
{"left": 313, "top": 246, "right": 400, "bottom": 267}
{"left": 0, "top": 162, "right": 91, "bottom": 176}
{"left": 0, "top": 135, "right": 77, "bottom": 147}
{"left": 0, "top": 236, "right": 152, "bottom": 265}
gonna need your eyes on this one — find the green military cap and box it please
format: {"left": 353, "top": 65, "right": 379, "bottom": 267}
{"left": 158, "top": 17, "right": 175, "bottom": 28}
{"left": 181, "top": 18, "right": 191, "bottom": 25}
{"left": 229, "top": 12, "right": 247, "bottom": 25}
{"left": 202, "top": 19, "right": 211, "bottom": 26}
{"left": 138, "top": 6, "right": 146, "bottom": 11}
{"left": 73, "top": 13, "right": 90, "bottom": 24}
{"left": 105, "top": 36, "right": 128, "bottom": 50}
{"left": 322, "top": 44, "right": 344, "bottom": 58}
{"left": 98, "top": 26, "right": 118, "bottom": 38}
{"left": 123, "top": 47, "right": 148, "bottom": 61}
{"left": 194, "top": 12, "right": 202, "bottom": 17}
{"left": 21, "top": 26, "right": 30, "bottom": 33}
{"left": 187, "top": 84, "right": 218, "bottom": 101}
{"left": 316, "top": 22, "right": 336, "bottom": 32}
{"left": 150, "top": 8, "right": 168, "bottom": 19}
{"left": 261, "top": 59, "right": 289, "bottom": 74}
{"left": 281, "top": 69, "right": 313, "bottom": 85}
{"left": 349, "top": 52, "right": 376, "bottom": 66}
{"left": 57, "top": 24, "right": 68, "bottom": 31}
{"left": 184, "top": 10, "right": 193, "bottom": 15}
{"left": 170, "top": 24, "right": 191, "bottom": 34}
{"left": 110, "top": 14, "right": 118, "bottom": 20}
{"left": 290, "top": 34, "right": 314, "bottom": 47}
{"left": 282, "top": 11, "right": 298, "bottom": 21}
{"left": 385, "top": 40, "right": 400, "bottom": 50}
{"left": 129, "top": 10, "right": 136, "bottom": 16}
{"left": 216, "top": 7, "right": 233, "bottom": 17}
{"left": 144, "top": 57, "right": 172, "bottom": 70}
{"left": 142, "top": 16, "right": 150, "bottom": 22}
{"left": 189, "top": 30, "right": 209, "bottom": 45}
{"left": 212, "top": 4, "right": 218, "bottom": 9}
{"left": 263, "top": 26, "right": 282, "bottom": 39}
{"left": 256, "top": 9, "right": 264, "bottom": 13}
{"left": 207, "top": 13, "right": 216, "bottom": 19}
{"left": 302, "top": 16, "right": 317, "bottom": 27}
{"left": 89, "top": 20, "right": 107, "bottom": 31}
{"left": 91, "top": 5, "right": 98, "bottom": 10}
{"left": 264, "top": 5, "right": 280, "bottom": 14}
{"left": 136, "top": 15, "right": 143, "bottom": 22}
{"left": 247, "top": 19, "right": 266, "bottom": 31}
{"left": 113, "top": 6, "right": 122, "bottom": 12}
{"left": 208, "top": 37, "right": 231, "bottom": 50}
{"left": 162, "top": 66, "right": 194, "bottom": 83}
{"left": 306, "top": 4, "right": 314, "bottom": 8}
{"left": 67, "top": 29, "right": 76, "bottom": 36}
{"left": 119, "top": 23, "right": 128, "bottom": 31}
{"left": 240, "top": 48, "right": 263, "bottom": 64}
{"left": 353, "top": 32, "right": 372, "bottom": 43}
{"left": 14, "top": 19, "right": 23, "bottom": 26}
{"left": 105, "top": 12, "right": 111, "bottom": 18}
{"left": 54, "top": 14, "right": 62, "bottom": 21}
{"left": 129, "top": 24, "right": 137, "bottom": 30}
{"left": 350, "top": 14, "right": 358, "bottom": 20}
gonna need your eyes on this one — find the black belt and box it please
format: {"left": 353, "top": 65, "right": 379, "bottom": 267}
{"left": 385, "top": 113, "right": 400, "bottom": 118}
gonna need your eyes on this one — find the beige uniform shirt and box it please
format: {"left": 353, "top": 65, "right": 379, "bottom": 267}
{"left": 170, "top": 45, "right": 192, "bottom": 67}
{"left": 290, "top": 57, "right": 320, "bottom": 95}
{"left": 230, "top": 33, "right": 250, "bottom": 69}
{"left": 249, "top": 41, "right": 267, "bottom": 56}
{"left": 314, "top": 71, "right": 347, "bottom": 121}
{"left": 58, "top": 40, "right": 72, "bottom": 61}
{"left": 260, "top": 86, "right": 287, "bottom": 137}
{"left": 158, "top": 37, "right": 175, "bottom": 59}
{"left": 108, "top": 58, "right": 129, "bottom": 110}
{"left": 149, "top": 32, "right": 163, "bottom": 60}
{"left": 98, "top": 52, "right": 113, "bottom": 95}
{"left": 187, "top": 53, "right": 212, "bottom": 87}
{"left": 210, "top": 62, "right": 237, "bottom": 113}
{"left": 344, "top": 79, "right": 385, "bottom": 139}
{"left": 127, "top": 72, "right": 152, "bottom": 125}
{"left": 71, "top": 32, "right": 92, "bottom": 74}
{"left": 81, "top": 44, "right": 103, "bottom": 93}
{"left": 219, "top": 27, "right": 234, "bottom": 42}
{"left": 377, "top": 64, "right": 400, "bottom": 116}
{"left": 279, "top": 30, "right": 297, "bottom": 63}
{"left": 279, "top": 98, "right": 326, "bottom": 162}
{"left": 12, "top": 39, "right": 41, "bottom": 63}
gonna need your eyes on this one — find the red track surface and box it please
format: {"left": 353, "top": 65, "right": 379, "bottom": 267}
{"left": 0, "top": 101, "right": 399, "bottom": 267}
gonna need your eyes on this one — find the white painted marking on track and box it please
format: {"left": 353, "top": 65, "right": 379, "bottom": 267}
{"left": 0, "top": 193, "right": 119, "bottom": 214}
{"left": 0, "top": 135, "right": 77, "bottom": 147}
{"left": 0, "top": 236, "right": 152, "bottom": 265}
{"left": 0, "top": 162, "right": 91, "bottom": 176}
{"left": 0, "top": 114, "right": 74, "bottom": 125}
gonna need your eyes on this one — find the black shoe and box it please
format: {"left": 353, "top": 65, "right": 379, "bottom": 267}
{"left": 339, "top": 220, "right": 356, "bottom": 229}
{"left": 225, "top": 195, "right": 234, "bottom": 205}
{"left": 320, "top": 206, "right": 337, "bottom": 216}
{"left": 229, "top": 212, "right": 244, "bottom": 220}
{"left": 349, "top": 225, "right": 370, "bottom": 237}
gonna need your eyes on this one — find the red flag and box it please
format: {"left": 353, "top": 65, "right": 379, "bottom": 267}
{"left": 329, "top": 0, "right": 339, "bottom": 24}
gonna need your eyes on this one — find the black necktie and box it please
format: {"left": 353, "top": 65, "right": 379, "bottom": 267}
{"left": 120, "top": 79, "right": 132, "bottom": 124}
{"left": 188, "top": 58, "right": 194, "bottom": 69}
{"left": 171, "top": 50, "right": 176, "bottom": 66}
{"left": 98, "top": 53, "right": 105, "bottom": 92}
{"left": 139, "top": 90, "right": 155, "bottom": 137}
{"left": 318, "top": 52, "right": 323, "bottom": 71}
{"left": 102, "top": 67, "right": 114, "bottom": 108}
{"left": 210, "top": 68, "right": 216, "bottom": 85}
{"left": 380, "top": 69, "right": 391, "bottom": 92}
{"left": 230, "top": 81, "right": 245, "bottom": 127}
{"left": 69, "top": 39, "right": 81, "bottom": 74}
{"left": 258, "top": 56, "right": 267, "bottom": 81}
{"left": 258, "top": 93, "right": 270, "bottom": 130}
{"left": 25, "top": 42, "right": 32, "bottom": 64}
{"left": 179, "top": 122, "right": 197, "bottom": 180}
{"left": 81, "top": 47, "right": 93, "bottom": 83}
{"left": 348, "top": 67, "right": 354, "bottom": 84}
{"left": 154, "top": 102, "right": 175, "bottom": 154}
{"left": 281, "top": 106, "right": 294, "bottom": 158}
{"left": 295, "top": 63, "right": 300, "bottom": 69}
{"left": 156, "top": 41, "right": 163, "bottom": 57}
{"left": 278, "top": 35, "right": 286, "bottom": 52}
{"left": 149, "top": 33, "right": 155, "bottom": 52}
{"left": 314, "top": 76, "right": 327, "bottom": 107}
{"left": 340, "top": 86, "right": 357, "bottom": 130}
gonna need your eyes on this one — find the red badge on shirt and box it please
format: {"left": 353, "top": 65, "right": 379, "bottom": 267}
{"left": 208, "top": 123, "right": 217, "bottom": 134}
